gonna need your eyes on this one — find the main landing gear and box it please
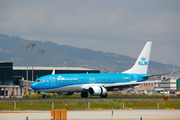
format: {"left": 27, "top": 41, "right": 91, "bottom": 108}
{"left": 81, "top": 91, "right": 88, "bottom": 98}
{"left": 100, "top": 94, "right": 107, "bottom": 98}
{"left": 43, "top": 94, "right": 46, "bottom": 98}
{"left": 81, "top": 91, "right": 108, "bottom": 98}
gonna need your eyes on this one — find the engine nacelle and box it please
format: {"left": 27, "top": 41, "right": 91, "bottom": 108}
{"left": 88, "top": 86, "right": 107, "bottom": 96}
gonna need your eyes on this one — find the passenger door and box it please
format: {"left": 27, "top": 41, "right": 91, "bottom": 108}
{"left": 50, "top": 77, "right": 55, "bottom": 86}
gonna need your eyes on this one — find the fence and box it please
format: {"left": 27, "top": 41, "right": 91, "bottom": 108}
{"left": 0, "top": 100, "right": 179, "bottom": 110}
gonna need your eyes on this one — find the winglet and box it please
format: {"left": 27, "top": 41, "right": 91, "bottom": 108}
{"left": 52, "top": 69, "right": 55, "bottom": 75}
{"left": 170, "top": 69, "right": 175, "bottom": 75}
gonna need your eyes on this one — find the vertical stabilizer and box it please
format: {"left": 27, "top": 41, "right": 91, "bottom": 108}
{"left": 123, "top": 41, "right": 152, "bottom": 74}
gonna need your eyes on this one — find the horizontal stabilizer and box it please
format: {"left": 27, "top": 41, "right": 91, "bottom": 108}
{"left": 143, "top": 69, "right": 175, "bottom": 78}
{"left": 142, "top": 73, "right": 170, "bottom": 78}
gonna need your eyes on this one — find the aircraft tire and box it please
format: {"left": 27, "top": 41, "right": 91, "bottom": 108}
{"left": 67, "top": 92, "right": 74, "bottom": 95}
{"left": 100, "top": 94, "right": 107, "bottom": 98}
{"left": 81, "top": 91, "right": 88, "bottom": 98}
{"left": 43, "top": 95, "right": 46, "bottom": 98}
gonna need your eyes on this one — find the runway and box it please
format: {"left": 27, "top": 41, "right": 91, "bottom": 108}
{"left": 0, "top": 109, "right": 180, "bottom": 120}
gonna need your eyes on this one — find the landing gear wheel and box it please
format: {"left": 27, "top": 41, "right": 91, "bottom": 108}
{"left": 81, "top": 91, "right": 88, "bottom": 98}
{"left": 100, "top": 94, "right": 107, "bottom": 98}
{"left": 43, "top": 94, "right": 46, "bottom": 98}
{"left": 67, "top": 92, "right": 74, "bottom": 95}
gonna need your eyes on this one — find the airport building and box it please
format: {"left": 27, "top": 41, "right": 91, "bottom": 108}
{"left": 138, "top": 82, "right": 154, "bottom": 90}
{"left": 154, "top": 76, "right": 179, "bottom": 90}
{"left": 0, "top": 62, "right": 19, "bottom": 97}
{"left": 0, "top": 61, "right": 100, "bottom": 98}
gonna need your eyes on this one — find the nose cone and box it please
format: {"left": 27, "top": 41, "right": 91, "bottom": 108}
{"left": 30, "top": 82, "right": 38, "bottom": 90}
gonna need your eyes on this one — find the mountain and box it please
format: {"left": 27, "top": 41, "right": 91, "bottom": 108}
{"left": 0, "top": 34, "right": 179, "bottom": 75}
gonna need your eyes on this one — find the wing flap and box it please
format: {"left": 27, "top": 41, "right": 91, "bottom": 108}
{"left": 104, "top": 80, "right": 161, "bottom": 88}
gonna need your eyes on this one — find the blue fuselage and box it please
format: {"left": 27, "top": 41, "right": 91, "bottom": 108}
{"left": 30, "top": 73, "right": 148, "bottom": 92}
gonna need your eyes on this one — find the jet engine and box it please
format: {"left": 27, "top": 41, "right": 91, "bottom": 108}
{"left": 88, "top": 86, "right": 107, "bottom": 96}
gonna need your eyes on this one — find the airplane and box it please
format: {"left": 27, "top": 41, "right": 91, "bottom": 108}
{"left": 30, "top": 41, "right": 170, "bottom": 98}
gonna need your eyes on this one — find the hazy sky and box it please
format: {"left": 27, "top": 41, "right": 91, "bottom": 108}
{"left": 0, "top": 0, "right": 180, "bottom": 67}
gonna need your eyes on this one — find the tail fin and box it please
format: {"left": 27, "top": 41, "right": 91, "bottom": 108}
{"left": 123, "top": 41, "right": 152, "bottom": 74}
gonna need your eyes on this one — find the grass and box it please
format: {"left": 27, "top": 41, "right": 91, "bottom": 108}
{"left": 0, "top": 99, "right": 179, "bottom": 110}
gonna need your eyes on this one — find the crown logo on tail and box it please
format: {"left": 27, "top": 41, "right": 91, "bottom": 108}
{"left": 138, "top": 57, "right": 148, "bottom": 65}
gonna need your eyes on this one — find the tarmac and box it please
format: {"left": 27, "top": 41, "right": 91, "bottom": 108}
{"left": 0, "top": 109, "right": 180, "bottom": 120}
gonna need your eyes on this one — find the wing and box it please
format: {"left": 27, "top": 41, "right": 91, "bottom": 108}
{"left": 104, "top": 80, "right": 162, "bottom": 90}
{"left": 82, "top": 80, "right": 163, "bottom": 90}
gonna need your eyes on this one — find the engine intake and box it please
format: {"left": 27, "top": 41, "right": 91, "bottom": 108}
{"left": 88, "top": 86, "right": 107, "bottom": 96}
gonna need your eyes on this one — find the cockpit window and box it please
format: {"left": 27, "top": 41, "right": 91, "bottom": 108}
{"left": 36, "top": 80, "right": 45, "bottom": 82}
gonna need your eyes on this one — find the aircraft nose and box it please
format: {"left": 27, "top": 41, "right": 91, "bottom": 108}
{"left": 30, "top": 82, "right": 38, "bottom": 89}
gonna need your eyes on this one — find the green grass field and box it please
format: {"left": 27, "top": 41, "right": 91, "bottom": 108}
{"left": 0, "top": 99, "right": 179, "bottom": 110}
